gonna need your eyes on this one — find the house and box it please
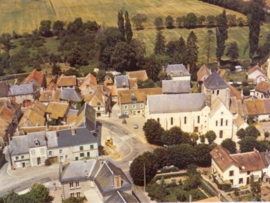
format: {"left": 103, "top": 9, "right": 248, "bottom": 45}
{"left": 77, "top": 73, "right": 98, "bottom": 95}
{"left": 45, "top": 102, "right": 69, "bottom": 124}
{"left": 39, "top": 88, "right": 62, "bottom": 105}
{"left": 60, "top": 88, "right": 82, "bottom": 108}
{"left": 201, "top": 71, "right": 230, "bottom": 109}
{"left": 243, "top": 99, "right": 270, "bottom": 121}
{"left": 8, "top": 84, "right": 36, "bottom": 107}
{"left": 211, "top": 145, "right": 266, "bottom": 187}
{"left": 83, "top": 86, "right": 112, "bottom": 117}
{"left": 0, "top": 99, "right": 21, "bottom": 146}
{"left": 57, "top": 74, "right": 77, "bottom": 88}
{"left": 115, "top": 75, "right": 130, "bottom": 94}
{"left": 248, "top": 65, "right": 268, "bottom": 84}
{"left": 126, "top": 70, "right": 148, "bottom": 82}
{"left": 106, "top": 86, "right": 117, "bottom": 99}
{"left": 253, "top": 81, "right": 270, "bottom": 99}
{"left": 18, "top": 101, "right": 46, "bottom": 128}
{"left": 227, "top": 83, "right": 245, "bottom": 119}
{"left": 118, "top": 88, "right": 162, "bottom": 116}
{"left": 197, "top": 64, "right": 211, "bottom": 84}
{"left": 22, "top": 69, "right": 45, "bottom": 91}
{"left": 162, "top": 80, "right": 190, "bottom": 94}
{"left": 163, "top": 64, "right": 191, "bottom": 81}
{"left": 60, "top": 158, "right": 137, "bottom": 202}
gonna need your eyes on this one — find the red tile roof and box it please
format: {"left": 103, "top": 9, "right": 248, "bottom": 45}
{"left": 22, "top": 69, "right": 44, "bottom": 85}
{"left": 248, "top": 65, "right": 265, "bottom": 75}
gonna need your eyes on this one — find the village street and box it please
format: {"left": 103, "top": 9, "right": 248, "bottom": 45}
{"left": 0, "top": 118, "right": 155, "bottom": 200}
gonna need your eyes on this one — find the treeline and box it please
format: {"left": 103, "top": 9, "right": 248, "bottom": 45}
{"left": 154, "top": 13, "right": 246, "bottom": 30}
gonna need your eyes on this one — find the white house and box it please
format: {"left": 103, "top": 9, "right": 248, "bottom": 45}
{"left": 254, "top": 81, "right": 270, "bottom": 99}
{"left": 248, "top": 65, "right": 268, "bottom": 84}
{"left": 244, "top": 98, "right": 270, "bottom": 121}
{"left": 211, "top": 145, "right": 265, "bottom": 187}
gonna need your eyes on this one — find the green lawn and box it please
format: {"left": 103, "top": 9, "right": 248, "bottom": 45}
{"left": 0, "top": 0, "right": 245, "bottom": 34}
{"left": 225, "top": 70, "right": 248, "bottom": 82}
{"left": 167, "top": 186, "right": 207, "bottom": 202}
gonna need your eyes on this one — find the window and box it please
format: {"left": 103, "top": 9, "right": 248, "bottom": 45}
{"left": 157, "top": 118, "right": 160, "bottom": 123}
{"left": 229, "top": 170, "right": 234, "bottom": 176}
{"left": 140, "top": 104, "right": 144, "bottom": 108}
{"left": 197, "top": 116, "right": 200, "bottom": 123}
{"left": 171, "top": 117, "right": 173, "bottom": 125}
{"left": 75, "top": 157, "right": 78, "bottom": 160}
{"left": 216, "top": 121, "right": 218, "bottom": 126}
{"left": 219, "top": 130, "right": 223, "bottom": 138}
{"left": 40, "top": 148, "right": 45, "bottom": 155}
{"left": 31, "top": 149, "right": 36, "bottom": 156}
{"left": 220, "top": 119, "right": 223, "bottom": 126}
{"left": 59, "top": 149, "right": 63, "bottom": 154}
{"left": 221, "top": 112, "right": 223, "bottom": 115}
{"left": 77, "top": 192, "right": 80, "bottom": 198}
{"left": 15, "top": 156, "right": 19, "bottom": 160}
{"left": 230, "top": 179, "right": 234, "bottom": 185}
{"left": 124, "top": 105, "right": 128, "bottom": 110}
{"left": 80, "top": 146, "right": 84, "bottom": 151}
{"left": 90, "top": 145, "right": 94, "bottom": 149}
{"left": 184, "top": 117, "right": 187, "bottom": 124}
{"left": 76, "top": 181, "right": 79, "bottom": 187}
{"left": 49, "top": 151, "right": 52, "bottom": 156}
{"left": 70, "top": 193, "right": 74, "bottom": 197}
{"left": 97, "top": 107, "right": 100, "bottom": 110}
{"left": 212, "top": 90, "right": 215, "bottom": 94}
{"left": 239, "top": 178, "right": 243, "bottom": 184}
{"left": 132, "top": 104, "right": 136, "bottom": 109}
{"left": 226, "top": 120, "right": 228, "bottom": 126}
{"left": 247, "top": 171, "right": 251, "bottom": 175}
{"left": 257, "top": 93, "right": 259, "bottom": 96}
{"left": 80, "top": 153, "right": 84, "bottom": 157}
{"left": 21, "top": 156, "right": 24, "bottom": 159}
{"left": 217, "top": 90, "right": 219, "bottom": 95}
{"left": 124, "top": 111, "right": 128, "bottom": 115}
{"left": 69, "top": 182, "right": 74, "bottom": 188}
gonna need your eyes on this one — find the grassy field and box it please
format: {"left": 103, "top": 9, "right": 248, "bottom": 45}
{"left": 133, "top": 24, "right": 270, "bottom": 62}
{"left": 0, "top": 0, "right": 245, "bottom": 34}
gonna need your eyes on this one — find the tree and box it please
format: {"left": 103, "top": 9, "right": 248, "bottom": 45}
{"left": 190, "top": 133, "right": 199, "bottom": 146}
{"left": 165, "top": 15, "right": 174, "bottom": 28}
{"left": 204, "top": 30, "right": 215, "bottom": 65}
{"left": 200, "top": 135, "right": 205, "bottom": 143}
{"left": 199, "top": 15, "right": 206, "bottom": 24}
{"left": 246, "top": 125, "right": 260, "bottom": 138}
{"left": 154, "top": 17, "right": 164, "bottom": 29}
{"left": 176, "top": 17, "right": 183, "bottom": 27}
{"left": 185, "top": 31, "right": 198, "bottom": 75}
{"left": 153, "top": 147, "right": 167, "bottom": 169}
{"left": 227, "top": 14, "right": 237, "bottom": 26}
{"left": 205, "top": 130, "right": 217, "bottom": 144}
{"left": 144, "top": 55, "right": 160, "bottom": 81}
{"left": 96, "top": 70, "right": 106, "bottom": 84}
{"left": 130, "top": 151, "right": 156, "bottom": 186}
{"left": 187, "top": 164, "right": 198, "bottom": 176}
{"left": 3, "top": 190, "right": 19, "bottom": 203}
{"left": 143, "top": 119, "right": 164, "bottom": 144}
{"left": 184, "top": 174, "right": 201, "bottom": 190}
{"left": 161, "top": 126, "right": 183, "bottom": 145}
{"left": 206, "top": 15, "right": 216, "bottom": 27}
{"left": 226, "top": 41, "right": 239, "bottom": 62}
{"left": 194, "top": 144, "right": 213, "bottom": 167}
{"left": 183, "top": 13, "right": 197, "bottom": 28}
{"left": 221, "top": 138, "right": 237, "bottom": 154}
{"left": 66, "top": 48, "right": 85, "bottom": 67}
{"left": 248, "top": 0, "right": 265, "bottom": 62}
{"left": 53, "top": 20, "right": 64, "bottom": 39}
{"left": 39, "top": 20, "right": 52, "bottom": 37}
{"left": 216, "top": 10, "right": 228, "bottom": 66}
{"left": 63, "top": 197, "right": 85, "bottom": 203}
{"left": 154, "top": 30, "right": 166, "bottom": 55}
{"left": 239, "top": 136, "right": 259, "bottom": 152}
{"left": 125, "top": 11, "right": 133, "bottom": 43}
{"left": 137, "top": 79, "right": 156, "bottom": 88}
{"left": 166, "top": 144, "right": 195, "bottom": 168}
{"left": 27, "top": 183, "right": 50, "bottom": 203}
{"left": 132, "top": 13, "right": 147, "bottom": 29}
{"left": 118, "top": 10, "right": 125, "bottom": 41}
{"left": 166, "top": 40, "right": 180, "bottom": 58}
{"left": 158, "top": 72, "right": 171, "bottom": 81}
{"left": 264, "top": 131, "right": 269, "bottom": 140}
{"left": 237, "top": 128, "right": 246, "bottom": 139}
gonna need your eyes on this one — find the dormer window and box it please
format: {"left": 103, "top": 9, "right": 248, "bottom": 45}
{"left": 34, "top": 138, "right": 40, "bottom": 146}
{"left": 114, "top": 175, "right": 121, "bottom": 189}
{"left": 97, "top": 101, "right": 100, "bottom": 106}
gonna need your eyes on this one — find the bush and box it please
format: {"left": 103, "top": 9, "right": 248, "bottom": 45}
{"left": 213, "top": 176, "right": 233, "bottom": 192}
{"left": 45, "top": 158, "right": 51, "bottom": 166}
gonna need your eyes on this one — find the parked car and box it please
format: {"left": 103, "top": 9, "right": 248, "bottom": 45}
{"left": 134, "top": 124, "right": 138, "bottom": 129}
{"left": 119, "top": 114, "right": 129, "bottom": 119}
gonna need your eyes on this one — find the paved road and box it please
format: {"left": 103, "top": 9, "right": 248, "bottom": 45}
{"left": 0, "top": 119, "right": 155, "bottom": 200}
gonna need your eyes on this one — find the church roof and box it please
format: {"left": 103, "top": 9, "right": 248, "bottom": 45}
{"left": 203, "top": 71, "right": 228, "bottom": 90}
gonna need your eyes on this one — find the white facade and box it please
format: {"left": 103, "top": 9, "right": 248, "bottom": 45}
{"left": 73, "top": 143, "right": 99, "bottom": 160}
{"left": 249, "top": 70, "right": 268, "bottom": 84}
{"left": 171, "top": 75, "right": 191, "bottom": 81}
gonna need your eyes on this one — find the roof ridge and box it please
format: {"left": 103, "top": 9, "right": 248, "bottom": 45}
{"left": 117, "top": 191, "right": 127, "bottom": 203}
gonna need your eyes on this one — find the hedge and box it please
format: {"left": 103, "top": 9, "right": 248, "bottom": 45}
{"left": 213, "top": 175, "right": 233, "bottom": 192}
{"left": 199, "top": 182, "right": 216, "bottom": 197}
{"left": 155, "top": 172, "right": 188, "bottom": 180}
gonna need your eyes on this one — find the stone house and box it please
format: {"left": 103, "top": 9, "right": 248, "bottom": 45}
{"left": 45, "top": 102, "right": 69, "bottom": 124}
{"left": 60, "top": 158, "right": 137, "bottom": 202}
{"left": 163, "top": 64, "right": 191, "bottom": 81}
{"left": 197, "top": 64, "right": 211, "bottom": 85}
{"left": 57, "top": 75, "right": 77, "bottom": 88}
{"left": 162, "top": 80, "right": 190, "bottom": 94}
{"left": 114, "top": 75, "right": 130, "bottom": 94}
{"left": 39, "top": 88, "right": 62, "bottom": 105}
{"left": 253, "top": 81, "right": 270, "bottom": 99}
{"left": 22, "top": 69, "right": 45, "bottom": 91}
{"left": 77, "top": 73, "right": 98, "bottom": 95}
{"left": 243, "top": 98, "right": 270, "bottom": 121}
{"left": 248, "top": 65, "right": 268, "bottom": 84}
{"left": 211, "top": 145, "right": 266, "bottom": 187}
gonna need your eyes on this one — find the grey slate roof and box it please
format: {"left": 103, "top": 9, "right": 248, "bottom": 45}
{"left": 57, "top": 127, "right": 98, "bottom": 147}
{"left": 61, "top": 160, "right": 96, "bottom": 182}
{"left": 104, "top": 191, "right": 138, "bottom": 203}
{"left": 67, "top": 109, "right": 78, "bottom": 117}
{"left": 203, "top": 71, "right": 229, "bottom": 90}
{"left": 119, "top": 191, "right": 139, "bottom": 203}
{"left": 9, "top": 83, "right": 34, "bottom": 96}
{"left": 115, "top": 76, "right": 129, "bottom": 88}
{"left": 0, "top": 81, "right": 9, "bottom": 97}
{"left": 148, "top": 93, "right": 206, "bottom": 114}
{"left": 61, "top": 88, "right": 82, "bottom": 101}
{"left": 165, "top": 64, "right": 190, "bottom": 76}
{"left": 162, "top": 80, "right": 190, "bottom": 94}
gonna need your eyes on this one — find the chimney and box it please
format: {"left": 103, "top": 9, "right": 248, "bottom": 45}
{"left": 71, "top": 126, "right": 76, "bottom": 135}
{"left": 43, "top": 134, "right": 46, "bottom": 141}
{"left": 187, "top": 64, "right": 190, "bottom": 73}
{"left": 162, "top": 66, "right": 165, "bottom": 73}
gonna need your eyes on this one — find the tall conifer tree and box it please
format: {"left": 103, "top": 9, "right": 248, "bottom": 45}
{"left": 125, "top": 11, "right": 133, "bottom": 43}
{"left": 118, "top": 10, "right": 125, "bottom": 41}
{"left": 154, "top": 31, "right": 166, "bottom": 55}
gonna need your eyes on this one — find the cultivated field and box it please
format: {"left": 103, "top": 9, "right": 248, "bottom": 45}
{"left": 0, "top": 0, "right": 245, "bottom": 34}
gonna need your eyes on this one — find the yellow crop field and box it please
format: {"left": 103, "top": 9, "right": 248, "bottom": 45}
{"left": 0, "top": 0, "right": 246, "bottom": 34}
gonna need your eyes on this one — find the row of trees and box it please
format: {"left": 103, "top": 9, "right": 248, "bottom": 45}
{"left": 154, "top": 14, "right": 246, "bottom": 30}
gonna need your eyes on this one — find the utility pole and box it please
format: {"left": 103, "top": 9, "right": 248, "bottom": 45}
{"left": 144, "top": 162, "right": 146, "bottom": 192}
